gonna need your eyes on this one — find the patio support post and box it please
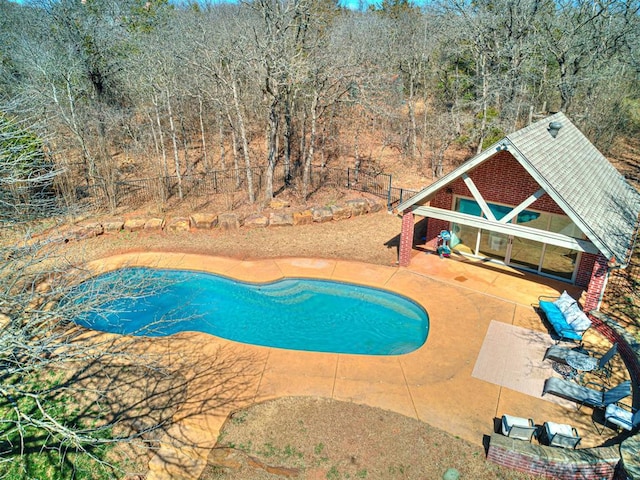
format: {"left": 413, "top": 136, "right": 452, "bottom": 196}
{"left": 399, "top": 210, "right": 415, "bottom": 267}
{"left": 583, "top": 253, "right": 609, "bottom": 312}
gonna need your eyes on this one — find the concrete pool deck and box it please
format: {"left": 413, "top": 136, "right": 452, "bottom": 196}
{"left": 86, "top": 251, "right": 624, "bottom": 479}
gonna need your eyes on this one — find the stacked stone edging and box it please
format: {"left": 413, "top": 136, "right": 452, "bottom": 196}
{"left": 487, "top": 311, "right": 640, "bottom": 480}
{"left": 45, "top": 198, "right": 384, "bottom": 244}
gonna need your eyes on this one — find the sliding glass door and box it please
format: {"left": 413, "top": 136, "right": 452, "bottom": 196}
{"left": 509, "top": 236, "right": 544, "bottom": 270}
{"left": 478, "top": 231, "right": 509, "bottom": 261}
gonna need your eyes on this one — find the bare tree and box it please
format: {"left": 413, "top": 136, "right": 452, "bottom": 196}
{"left": 0, "top": 109, "right": 259, "bottom": 478}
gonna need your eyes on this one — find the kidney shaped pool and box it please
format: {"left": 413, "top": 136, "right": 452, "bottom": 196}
{"left": 72, "top": 267, "right": 429, "bottom": 355}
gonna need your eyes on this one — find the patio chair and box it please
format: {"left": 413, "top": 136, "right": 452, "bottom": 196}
{"left": 603, "top": 403, "right": 640, "bottom": 432}
{"left": 544, "top": 343, "right": 618, "bottom": 382}
{"left": 500, "top": 415, "right": 537, "bottom": 441}
{"left": 543, "top": 421, "right": 581, "bottom": 449}
{"left": 542, "top": 377, "right": 631, "bottom": 409}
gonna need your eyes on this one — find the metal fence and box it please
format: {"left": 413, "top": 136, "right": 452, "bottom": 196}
{"left": 76, "top": 164, "right": 412, "bottom": 211}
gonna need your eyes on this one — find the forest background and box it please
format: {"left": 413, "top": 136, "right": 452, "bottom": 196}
{"left": 1, "top": 0, "right": 639, "bottom": 219}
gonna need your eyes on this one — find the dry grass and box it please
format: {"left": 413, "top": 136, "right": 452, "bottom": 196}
{"left": 200, "top": 397, "right": 542, "bottom": 480}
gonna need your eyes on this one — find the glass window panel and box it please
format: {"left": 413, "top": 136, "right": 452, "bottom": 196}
{"left": 489, "top": 203, "right": 512, "bottom": 221}
{"left": 456, "top": 198, "right": 482, "bottom": 217}
{"left": 509, "top": 237, "right": 543, "bottom": 270}
{"left": 549, "top": 216, "right": 583, "bottom": 238}
{"left": 478, "top": 230, "right": 509, "bottom": 261}
{"left": 516, "top": 211, "right": 548, "bottom": 230}
{"left": 450, "top": 223, "right": 478, "bottom": 255}
{"left": 541, "top": 245, "right": 577, "bottom": 280}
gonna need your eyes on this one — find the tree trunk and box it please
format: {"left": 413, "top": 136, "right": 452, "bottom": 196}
{"left": 198, "top": 94, "right": 208, "bottom": 171}
{"left": 231, "top": 78, "right": 254, "bottom": 203}
{"left": 302, "top": 91, "right": 318, "bottom": 199}
{"left": 218, "top": 108, "right": 226, "bottom": 170}
{"left": 283, "top": 88, "right": 293, "bottom": 185}
{"left": 152, "top": 96, "right": 169, "bottom": 178}
{"left": 407, "top": 73, "right": 418, "bottom": 160}
{"left": 152, "top": 94, "right": 169, "bottom": 204}
{"left": 265, "top": 96, "right": 279, "bottom": 201}
{"left": 165, "top": 89, "right": 183, "bottom": 200}
{"left": 476, "top": 53, "right": 488, "bottom": 155}
{"left": 180, "top": 115, "right": 190, "bottom": 176}
{"left": 53, "top": 80, "right": 94, "bottom": 185}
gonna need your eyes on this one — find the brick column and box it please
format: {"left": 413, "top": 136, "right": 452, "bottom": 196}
{"left": 583, "top": 253, "right": 609, "bottom": 312}
{"left": 398, "top": 210, "right": 415, "bottom": 267}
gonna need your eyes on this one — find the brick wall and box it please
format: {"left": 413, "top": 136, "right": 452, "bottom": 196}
{"left": 399, "top": 211, "right": 415, "bottom": 267}
{"left": 576, "top": 253, "right": 598, "bottom": 288}
{"left": 487, "top": 434, "right": 620, "bottom": 480}
{"left": 583, "top": 254, "right": 610, "bottom": 311}
{"left": 434, "top": 151, "right": 566, "bottom": 215}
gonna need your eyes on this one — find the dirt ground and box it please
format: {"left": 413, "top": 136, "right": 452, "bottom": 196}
{"left": 74, "top": 205, "right": 405, "bottom": 268}
{"left": 55, "top": 207, "right": 546, "bottom": 480}
{"left": 201, "top": 397, "right": 543, "bottom": 480}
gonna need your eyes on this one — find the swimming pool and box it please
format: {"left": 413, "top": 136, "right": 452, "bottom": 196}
{"left": 72, "top": 267, "right": 429, "bottom": 355}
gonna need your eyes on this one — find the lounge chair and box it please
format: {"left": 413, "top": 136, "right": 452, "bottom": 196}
{"left": 542, "top": 377, "right": 631, "bottom": 408}
{"left": 500, "top": 415, "right": 536, "bottom": 441}
{"left": 544, "top": 343, "right": 618, "bottom": 382}
{"left": 543, "top": 421, "right": 581, "bottom": 449}
{"left": 603, "top": 403, "right": 640, "bottom": 432}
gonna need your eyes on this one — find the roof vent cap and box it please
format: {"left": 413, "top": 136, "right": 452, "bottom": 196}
{"left": 548, "top": 121, "right": 563, "bottom": 138}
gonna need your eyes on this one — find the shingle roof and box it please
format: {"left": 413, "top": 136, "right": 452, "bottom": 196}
{"left": 397, "top": 113, "right": 640, "bottom": 266}
{"left": 506, "top": 112, "right": 640, "bottom": 265}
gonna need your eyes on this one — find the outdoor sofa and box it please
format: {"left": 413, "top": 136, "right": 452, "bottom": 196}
{"left": 538, "top": 291, "right": 592, "bottom": 342}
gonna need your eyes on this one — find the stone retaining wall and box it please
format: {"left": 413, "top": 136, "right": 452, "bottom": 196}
{"left": 487, "top": 312, "right": 640, "bottom": 480}
{"left": 44, "top": 198, "right": 384, "bottom": 244}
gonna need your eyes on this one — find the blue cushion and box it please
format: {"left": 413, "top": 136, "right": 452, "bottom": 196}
{"left": 539, "top": 300, "right": 582, "bottom": 341}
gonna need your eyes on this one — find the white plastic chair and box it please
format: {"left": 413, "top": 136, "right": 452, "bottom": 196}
{"left": 501, "top": 415, "right": 536, "bottom": 441}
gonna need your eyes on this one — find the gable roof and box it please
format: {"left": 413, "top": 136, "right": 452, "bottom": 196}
{"left": 397, "top": 112, "right": 640, "bottom": 266}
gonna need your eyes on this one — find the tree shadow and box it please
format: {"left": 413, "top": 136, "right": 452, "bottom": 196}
{"left": 0, "top": 329, "right": 263, "bottom": 477}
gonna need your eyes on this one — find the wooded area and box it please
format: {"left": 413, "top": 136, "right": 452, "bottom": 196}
{"left": 1, "top": 0, "right": 639, "bottom": 219}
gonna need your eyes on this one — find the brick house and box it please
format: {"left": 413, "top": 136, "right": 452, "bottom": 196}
{"left": 396, "top": 113, "right": 640, "bottom": 312}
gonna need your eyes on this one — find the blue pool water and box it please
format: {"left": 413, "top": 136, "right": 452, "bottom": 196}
{"left": 72, "top": 268, "right": 429, "bottom": 355}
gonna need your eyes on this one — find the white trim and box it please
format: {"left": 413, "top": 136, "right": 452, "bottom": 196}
{"left": 499, "top": 188, "right": 546, "bottom": 224}
{"left": 412, "top": 205, "right": 599, "bottom": 254}
{"left": 595, "top": 269, "right": 610, "bottom": 310}
{"left": 461, "top": 173, "right": 496, "bottom": 221}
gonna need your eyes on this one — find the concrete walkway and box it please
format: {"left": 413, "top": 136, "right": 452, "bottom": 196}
{"left": 86, "top": 251, "right": 618, "bottom": 480}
